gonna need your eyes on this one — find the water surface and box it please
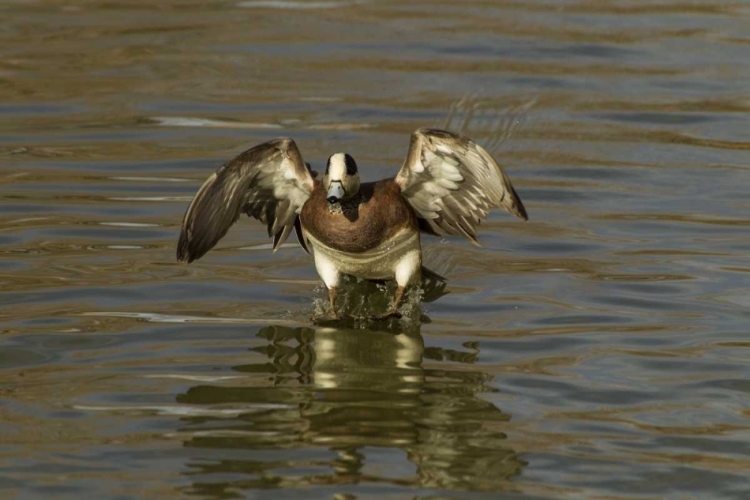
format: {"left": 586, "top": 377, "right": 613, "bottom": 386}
{"left": 1, "top": 1, "right": 750, "bottom": 498}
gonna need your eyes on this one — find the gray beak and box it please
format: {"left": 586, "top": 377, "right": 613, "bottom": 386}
{"left": 327, "top": 181, "right": 345, "bottom": 204}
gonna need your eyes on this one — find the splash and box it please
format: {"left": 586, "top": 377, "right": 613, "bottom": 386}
{"left": 440, "top": 94, "right": 538, "bottom": 155}
{"left": 310, "top": 273, "right": 446, "bottom": 329}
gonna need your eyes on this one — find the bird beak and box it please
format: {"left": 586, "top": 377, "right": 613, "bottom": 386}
{"left": 327, "top": 180, "right": 345, "bottom": 204}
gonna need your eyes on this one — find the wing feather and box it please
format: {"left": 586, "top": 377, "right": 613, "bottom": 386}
{"left": 394, "top": 128, "right": 527, "bottom": 246}
{"left": 177, "top": 137, "right": 314, "bottom": 263}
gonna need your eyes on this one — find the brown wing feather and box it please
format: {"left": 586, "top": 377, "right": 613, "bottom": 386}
{"left": 177, "top": 137, "right": 313, "bottom": 263}
{"left": 394, "top": 128, "right": 527, "bottom": 246}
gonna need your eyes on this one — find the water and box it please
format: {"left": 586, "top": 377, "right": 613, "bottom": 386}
{"left": 1, "top": 1, "right": 749, "bottom": 498}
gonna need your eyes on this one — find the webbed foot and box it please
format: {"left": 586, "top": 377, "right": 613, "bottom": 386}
{"left": 312, "top": 286, "right": 341, "bottom": 324}
{"left": 369, "top": 285, "right": 406, "bottom": 320}
{"left": 371, "top": 308, "right": 403, "bottom": 321}
{"left": 311, "top": 310, "right": 340, "bottom": 324}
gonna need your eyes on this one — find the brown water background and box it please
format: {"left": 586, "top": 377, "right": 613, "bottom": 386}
{"left": 1, "top": 1, "right": 750, "bottom": 498}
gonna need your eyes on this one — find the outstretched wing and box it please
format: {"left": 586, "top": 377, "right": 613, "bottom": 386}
{"left": 177, "top": 137, "right": 314, "bottom": 263}
{"left": 394, "top": 128, "right": 527, "bottom": 245}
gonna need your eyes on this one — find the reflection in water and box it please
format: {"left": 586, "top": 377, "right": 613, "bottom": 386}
{"left": 1, "top": 0, "right": 749, "bottom": 498}
{"left": 176, "top": 325, "right": 523, "bottom": 496}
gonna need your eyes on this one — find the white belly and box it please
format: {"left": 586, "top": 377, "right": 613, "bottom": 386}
{"left": 303, "top": 227, "right": 421, "bottom": 285}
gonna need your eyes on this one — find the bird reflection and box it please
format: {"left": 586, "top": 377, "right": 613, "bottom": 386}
{"left": 176, "top": 324, "right": 524, "bottom": 497}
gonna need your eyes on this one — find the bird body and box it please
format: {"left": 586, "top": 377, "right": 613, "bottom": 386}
{"left": 301, "top": 179, "right": 422, "bottom": 291}
{"left": 177, "top": 128, "right": 528, "bottom": 320}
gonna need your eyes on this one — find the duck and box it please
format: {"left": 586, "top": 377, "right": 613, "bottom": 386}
{"left": 177, "top": 128, "right": 528, "bottom": 320}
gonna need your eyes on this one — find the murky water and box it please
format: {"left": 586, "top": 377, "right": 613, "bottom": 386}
{"left": 2, "top": 1, "right": 750, "bottom": 498}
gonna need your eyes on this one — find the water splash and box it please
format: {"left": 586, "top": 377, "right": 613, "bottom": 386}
{"left": 310, "top": 275, "right": 442, "bottom": 329}
{"left": 441, "top": 94, "right": 538, "bottom": 154}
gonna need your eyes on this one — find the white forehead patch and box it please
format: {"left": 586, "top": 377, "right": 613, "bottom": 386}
{"left": 328, "top": 153, "right": 347, "bottom": 180}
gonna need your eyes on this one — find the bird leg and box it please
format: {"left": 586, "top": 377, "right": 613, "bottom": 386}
{"left": 311, "top": 286, "right": 340, "bottom": 323}
{"left": 328, "top": 286, "right": 340, "bottom": 319}
{"left": 391, "top": 285, "right": 406, "bottom": 316}
{"left": 374, "top": 285, "right": 405, "bottom": 320}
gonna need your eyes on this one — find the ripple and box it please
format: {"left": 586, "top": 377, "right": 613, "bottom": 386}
{"left": 80, "top": 311, "right": 307, "bottom": 326}
{"left": 237, "top": 0, "right": 368, "bottom": 8}
{"left": 148, "top": 116, "right": 283, "bottom": 129}
{"left": 73, "top": 404, "right": 288, "bottom": 417}
{"left": 2, "top": 1, "right": 749, "bottom": 499}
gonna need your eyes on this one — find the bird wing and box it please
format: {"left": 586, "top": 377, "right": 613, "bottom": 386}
{"left": 177, "top": 137, "right": 314, "bottom": 263}
{"left": 394, "top": 128, "right": 527, "bottom": 245}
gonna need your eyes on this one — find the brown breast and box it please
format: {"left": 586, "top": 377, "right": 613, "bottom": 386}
{"left": 300, "top": 179, "right": 418, "bottom": 253}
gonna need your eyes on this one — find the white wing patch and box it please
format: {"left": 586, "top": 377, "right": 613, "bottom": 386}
{"left": 280, "top": 157, "right": 298, "bottom": 181}
{"left": 405, "top": 151, "right": 466, "bottom": 218}
{"left": 274, "top": 157, "right": 311, "bottom": 214}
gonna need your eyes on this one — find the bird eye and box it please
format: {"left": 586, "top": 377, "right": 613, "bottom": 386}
{"left": 344, "top": 154, "right": 357, "bottom": 176}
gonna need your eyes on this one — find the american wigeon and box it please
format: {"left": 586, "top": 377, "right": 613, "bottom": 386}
{"left": 177, "top": 128, "right": 528, "bottom": 320}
